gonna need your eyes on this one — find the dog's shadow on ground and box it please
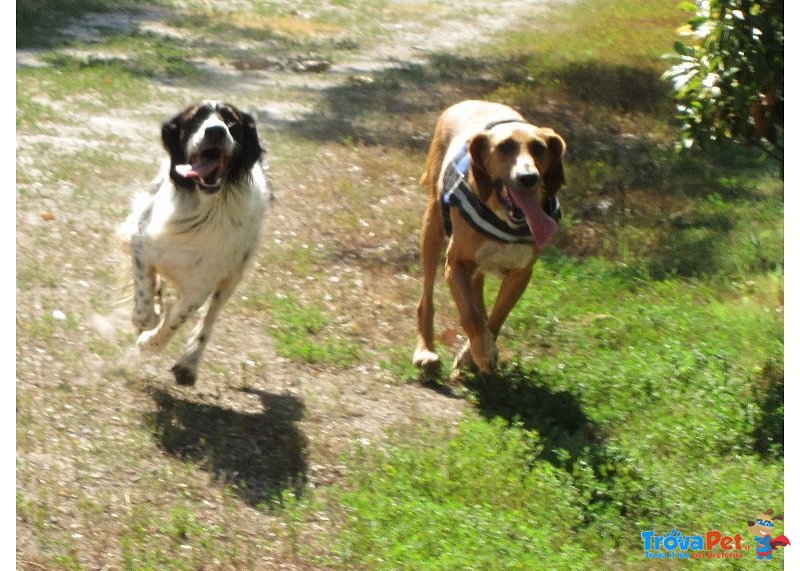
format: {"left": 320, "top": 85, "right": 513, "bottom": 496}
{"left": 460, "top": 364, "right": 602, "bottom": 467}
{"left": 146, "top": 386, "right": 308, "bottom": 507}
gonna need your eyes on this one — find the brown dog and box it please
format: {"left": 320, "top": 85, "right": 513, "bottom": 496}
{"left": 413, "top": 100, "right": 566, "bottom": 377}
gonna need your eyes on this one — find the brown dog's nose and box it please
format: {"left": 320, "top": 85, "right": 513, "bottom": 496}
{"left": 517, "top": 173, "right": 539, "bottom": 188}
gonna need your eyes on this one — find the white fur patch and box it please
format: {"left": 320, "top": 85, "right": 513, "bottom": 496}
{"left": 474, "top": 241, "right": 536, "bottom": 274}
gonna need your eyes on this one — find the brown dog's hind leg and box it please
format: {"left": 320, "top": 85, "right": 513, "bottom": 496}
{"left": 413, "top": 198, "right": 447, "bottom": 371}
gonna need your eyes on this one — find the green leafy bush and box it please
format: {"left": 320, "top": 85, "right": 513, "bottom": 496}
{"left": 664, "top": 1, "right": 783, "bottom": 162}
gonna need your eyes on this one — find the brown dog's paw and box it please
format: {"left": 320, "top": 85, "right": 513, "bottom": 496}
{"left": 455, "top": 334, "right": 497, "bottom": 375}
{"left": 453, "top": 341, "right": 475, "bottom": 370}
{"left": 413, "top": 348, "right": 441, "bottom": 370}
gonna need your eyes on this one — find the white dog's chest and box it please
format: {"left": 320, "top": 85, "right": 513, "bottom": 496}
{"left": 474, "top": 241, "right": 536, "bottom": 274}
{"left": 137, "top": 172, "right": 268, "bottom": 293}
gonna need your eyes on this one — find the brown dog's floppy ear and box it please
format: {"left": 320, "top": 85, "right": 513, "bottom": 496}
{"left": 541, "top": 129, "right": 566, "bottom": 196}
{"left": 468, "top": 132, "right": 492, "bottom": 197}
{"left": 747, "top": 520, "right": 756, "bottom": 527}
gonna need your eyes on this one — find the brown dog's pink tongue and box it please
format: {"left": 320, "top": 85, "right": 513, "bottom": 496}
{"left": 176, "top": 158, "right": 217, "bottom": 180}
{"left": 507, "top": 188, "right": 558, "bottom": 248}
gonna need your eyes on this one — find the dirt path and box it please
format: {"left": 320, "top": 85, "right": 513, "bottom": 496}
{"left": 16, "top": 1, "right": 568, "bottom": 567}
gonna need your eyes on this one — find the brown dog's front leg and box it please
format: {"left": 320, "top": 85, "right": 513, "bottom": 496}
{"left": 413, "top": 199, "right": 447, "bottom": 370}
{"left": 445, "top": 259, "right": 497, "bottom": 374}
{"left": 488, "top": 263, "right": 534, "bottom": 337}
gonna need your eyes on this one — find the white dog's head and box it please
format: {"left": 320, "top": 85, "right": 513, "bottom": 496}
{"left": 161, "top": 101, "right": 263, "bottom": 193}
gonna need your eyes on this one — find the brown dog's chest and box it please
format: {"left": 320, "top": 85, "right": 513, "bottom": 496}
{"left": 473, "top": 240, "right": 537, "bottom": 274}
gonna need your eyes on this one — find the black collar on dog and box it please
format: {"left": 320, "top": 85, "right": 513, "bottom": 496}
{"left": 482, "top": 118, "right": 529, "bottom": 130}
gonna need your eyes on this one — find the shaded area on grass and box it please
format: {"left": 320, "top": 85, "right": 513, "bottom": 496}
{"left": 464, "top": 365, "right": 663, "bottom": 529}
{"left": 146, "top": 387, "right": 308, "bottom": 506}
{"left": 17, "top": 0, "right": 159, "bottom": 49}
{"left": 267, "top": 53, "right": 674, "bottom": 149}
{"left": 466, "top": 366, "right": 598, "bottom": 453}
{"left": 751, "top": 357, "right": 784, "bottom": 458}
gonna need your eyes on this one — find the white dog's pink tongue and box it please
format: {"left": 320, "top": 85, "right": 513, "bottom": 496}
{"left": 175, "top": 158, "right": 216, "bottom": 180}
{"left": 507, "top": 188, "right": 558, "bottom": 248}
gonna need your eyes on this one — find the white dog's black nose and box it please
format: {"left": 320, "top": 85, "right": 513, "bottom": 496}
{"left": 517, "top": 173, "right": 539, "bottom": 188}
{"left": 204, "top": 125, "right": 227, "bottom": 141}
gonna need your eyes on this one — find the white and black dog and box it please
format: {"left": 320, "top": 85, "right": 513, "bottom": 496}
{"left": 120, "top": 101, "right": 270, "bottom": 386}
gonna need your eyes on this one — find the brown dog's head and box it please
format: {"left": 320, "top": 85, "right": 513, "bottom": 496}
{"left": 161, "top": 101, "right": 263, "bottom": 194}
{"left": 469, "top": 123, "right": 566, "bottom": 248}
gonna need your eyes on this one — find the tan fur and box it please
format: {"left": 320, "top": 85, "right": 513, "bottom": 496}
{"left": 413, "top": 100, "right": 566, "bottom": 377}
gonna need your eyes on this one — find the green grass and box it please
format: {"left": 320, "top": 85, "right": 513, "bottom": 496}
{"left": 257, "top": 293, "right": 364, "bottom": 367}
{"left": 16, "top": 64, "right": 155, "bottom": 129}
{"left": 310, "top": 259, "right": 782, "bottom": 567}
{"left": 318, "top": 418, "right": 595, "bottom": 569}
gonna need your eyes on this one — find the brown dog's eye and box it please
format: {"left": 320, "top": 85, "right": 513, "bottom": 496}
{"left": 496, "top": 139, "right": 518, "bottom": 155}
{"left": 530, "top": 140, "right": 547, "bottom": 157}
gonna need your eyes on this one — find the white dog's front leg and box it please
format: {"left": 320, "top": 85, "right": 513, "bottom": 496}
{"left": 130, "top": 237, "right": 160, "bottom": 331}
{"left": 137, "top": 294, "right": 204, "bottom": 354}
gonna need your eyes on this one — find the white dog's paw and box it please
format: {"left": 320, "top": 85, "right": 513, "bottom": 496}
{"left": 136, "top": 329, "right": 165, "bottom": 353}
{"left": 171, "top": 363, "right": 197, "bottom": 386}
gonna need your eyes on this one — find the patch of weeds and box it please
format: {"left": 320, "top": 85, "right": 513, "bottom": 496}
{"left": 20, "top": 311, "right": 76, "bottom": 343}
{"left": 15, "top": 95, "right": 63, "bottom": 131}
{"left": 318, "top": 417, "right": 594, "bottom": 569}
{"left": 461, "top": 365, "right": 662, "bottom": 548}
{"left": 42, "top": 35, "right": 203, "bottom": 81}
{"left": 17, "top": 63, "right": 154, "bottom": 112}
{"left": 16, "top": 488, "right": 84, "bottom": 569}
{"left": 266, "top": 293, "right": 363, "bottom": 367}
{"left": 117, "top": 501, "right": 229, "bottom": 570}
{"left": 378, "top": 344, "right": 426, "bottom": 384}
{"left": 253, "top": 242, "right": 327, "bottom": 283}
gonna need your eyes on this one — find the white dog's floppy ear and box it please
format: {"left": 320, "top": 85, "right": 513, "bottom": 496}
{"left": 238, "top": 110, "right": 264, "bottom": 169}
{"left": 541, "top": 129, "right": 566, "bottom": 196}
{"left": 222, "top": 105, "right": 264, "bottom": 182}
{"left": 161, "top": 113, "right": 185, "bottom": 163}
